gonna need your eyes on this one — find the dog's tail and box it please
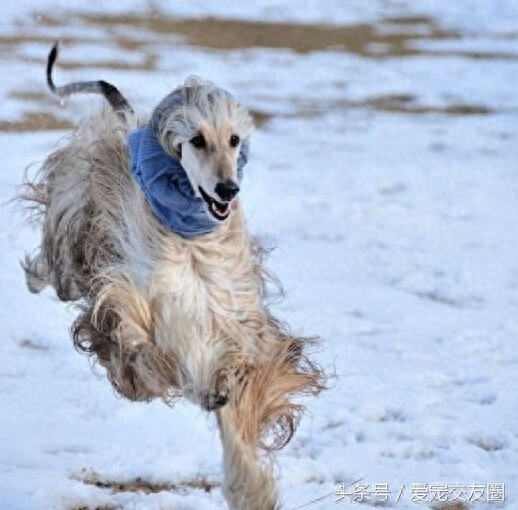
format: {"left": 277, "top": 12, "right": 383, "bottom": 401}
{"left": 47, "top": 42, "right": 135, "bottom": 124}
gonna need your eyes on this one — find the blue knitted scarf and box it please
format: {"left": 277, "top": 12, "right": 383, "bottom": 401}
{"left": 127, "top": 91, "right": 248, "bottom": 238}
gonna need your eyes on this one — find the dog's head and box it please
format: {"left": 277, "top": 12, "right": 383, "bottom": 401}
{"left": 152, "top": 77, "right": 254, "bottom": 221}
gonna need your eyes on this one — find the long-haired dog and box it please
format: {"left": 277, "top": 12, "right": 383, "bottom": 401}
{"left": 21, "top": 43, "right": 325, "bottom": 510}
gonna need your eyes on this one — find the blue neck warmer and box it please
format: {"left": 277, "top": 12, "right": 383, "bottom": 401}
{"left": 127, "top": 96, "right": 248, "bottom": 238}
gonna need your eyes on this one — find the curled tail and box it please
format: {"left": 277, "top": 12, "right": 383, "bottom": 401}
{"left": 47, "top": 42, "right": 135, "bottom": 123}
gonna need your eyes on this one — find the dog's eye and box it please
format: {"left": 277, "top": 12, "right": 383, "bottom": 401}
{"left": 190, "top": 134, "right": 206, "bottom": 149}
{"left": 229, "top": 134, "right": 240, "bottom": 148}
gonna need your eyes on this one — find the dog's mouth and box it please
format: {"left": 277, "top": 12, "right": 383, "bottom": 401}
{"left": 198, "top": 186, "right": 232, "bottom": 221}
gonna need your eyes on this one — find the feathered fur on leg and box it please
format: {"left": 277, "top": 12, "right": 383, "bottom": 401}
{"left": 217, "top": 336, "right": 325, "bottom": 510}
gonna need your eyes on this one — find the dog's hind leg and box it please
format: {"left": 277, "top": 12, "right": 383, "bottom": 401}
{"left": 21, "top": 251, "right": 49, "bottom": 294}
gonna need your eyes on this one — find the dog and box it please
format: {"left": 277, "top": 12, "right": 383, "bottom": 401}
{"left": 21, "top": 42, "right": 325, "bottom": 510}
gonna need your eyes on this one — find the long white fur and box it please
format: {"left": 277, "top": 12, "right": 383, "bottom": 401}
{"left": 21, "top": 76, "right": 324, "bottom": 510}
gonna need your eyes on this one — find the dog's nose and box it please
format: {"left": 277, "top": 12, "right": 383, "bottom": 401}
{"left": 215, "top": 180, "right": 240, "bottom": 202}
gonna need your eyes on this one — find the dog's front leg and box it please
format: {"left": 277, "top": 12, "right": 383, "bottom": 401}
{"left": 216, "top": 402, "right": 280, "bottom": 510}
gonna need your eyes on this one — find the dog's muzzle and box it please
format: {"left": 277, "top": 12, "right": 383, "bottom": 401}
{"left": 199, "top": 180, "right": 240, "bottom": 221}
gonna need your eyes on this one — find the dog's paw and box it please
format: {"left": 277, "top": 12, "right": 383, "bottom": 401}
{"left": 202, "top": 388, "right": 229, "bottom": 411}
{"left": 201, "top": 369, "right": 230, "bottom": 411}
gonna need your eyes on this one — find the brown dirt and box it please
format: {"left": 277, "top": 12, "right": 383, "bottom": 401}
{"left": 0, "top": 112, "right": 74, "bottom": 132}
{"left": 73, "top": 468, "right": 219, "bottom": 495}
{"left": 1, "top": 8, "right": 510, "bottom": 132}
{"left": 69, "top": 506, "right": 120, "bottom": 510}
{"left": 431, "top": 503, "right": 470, "bottom": 510}
{"left": 0, "top": 95, "right": 491, "bottom": 133}
{"left": 76, "top": 13, "right": 457, "bottom": 56}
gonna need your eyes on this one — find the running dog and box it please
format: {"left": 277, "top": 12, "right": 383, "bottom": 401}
{"left": 21, "top": 42, "right": 325, "bottom": 510}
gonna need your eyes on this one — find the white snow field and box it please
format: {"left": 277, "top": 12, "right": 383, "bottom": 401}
{"left": 1, "top": 1, "right": 517, "bottom": 509}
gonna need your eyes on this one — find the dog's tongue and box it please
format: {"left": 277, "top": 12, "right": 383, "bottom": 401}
{"left": 230, "top": 199, "right": 239, "bottom": 211}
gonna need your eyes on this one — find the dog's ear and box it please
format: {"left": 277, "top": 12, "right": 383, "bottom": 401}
{"left": 151, "top": 89, "right": 184, "bottom": 159}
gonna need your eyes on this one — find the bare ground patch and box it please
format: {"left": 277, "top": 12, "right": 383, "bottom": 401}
{"left": 76, "top": 13, "right": 457, "bottom": 57}
{"left": 72, "top": 468, "right": 220, "bottom": 495}
{"left": 69, "top": 506, "right": 120, "bottom": 510}
{"left": 0, "top": 112, "right": 74, "bottom": 132}
{"left": 431, "top": 503, "right": 470, "bottom": 510}
{"left": 9, "top": 7, "right": 518, "bottom": 59}
{"left": 2, "top": 8, "right": 510, "bottom": 132}
{"left": 284, "top": 94, "right": 493, "bottom": 120}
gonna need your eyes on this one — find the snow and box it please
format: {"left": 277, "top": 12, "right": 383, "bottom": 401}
{"left": 1, "top": 1, "right": 517, "bottom": 509}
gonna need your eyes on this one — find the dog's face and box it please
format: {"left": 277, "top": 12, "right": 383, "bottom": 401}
{"left": 180, "top": 121, "right": 243, "bottom": 221}
{"left": 155, "top": 78, "right": 254, "bottom": 222}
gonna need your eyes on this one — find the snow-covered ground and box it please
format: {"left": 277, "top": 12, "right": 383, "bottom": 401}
{"left": 1, "top": 1, "right": 517, "bottom": 509}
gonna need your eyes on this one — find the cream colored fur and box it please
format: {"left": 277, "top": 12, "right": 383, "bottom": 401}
{"left": 21, "top": 81, "right": 324, "bottom": 510}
